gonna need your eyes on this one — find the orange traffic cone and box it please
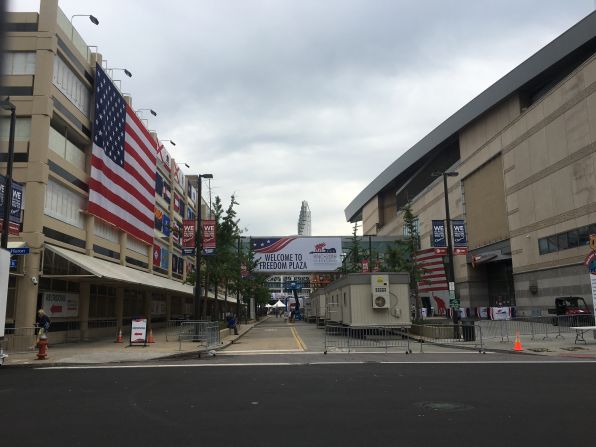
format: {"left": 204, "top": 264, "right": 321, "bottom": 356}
{"left": 513, "top": 332, "right": 523, "bottom": 351}
{"left": 147, "top": 328, "right": 155, "bottom": 343}
{"left": 115, "top": 328, "right": 123, "bottom": 343}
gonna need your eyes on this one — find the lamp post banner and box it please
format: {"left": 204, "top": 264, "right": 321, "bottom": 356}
{"left": 431, "top": 220, "right": 446, "bottom": 247}
{"left": 0, "top": 174, "right": 23, "bottom": 223}
{"left": 183, "top": 220, "right": 196, "bottom": 249}
{"left": 451, "top": 220, "right": 468, "bottom": 247}
{"left": 251, "top": 236, "right": 342, "bottom": 272}
{"left": 202, "top": 219, "right": 216, "bottom": 253}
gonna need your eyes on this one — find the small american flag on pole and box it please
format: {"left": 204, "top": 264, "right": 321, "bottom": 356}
{"left": 88, "top": 64, "right": 157, "bottom": 245}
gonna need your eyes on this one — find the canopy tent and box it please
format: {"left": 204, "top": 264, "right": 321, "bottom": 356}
{"left": 272, "top": 300, "right": 286, "bottom": 308}
{"left": 265, "top": 304, "right": 272, "bottom": 308}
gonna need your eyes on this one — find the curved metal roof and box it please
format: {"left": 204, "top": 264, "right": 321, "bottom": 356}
{"left": 345, "top": 11, "right": 596, "bottom": 222}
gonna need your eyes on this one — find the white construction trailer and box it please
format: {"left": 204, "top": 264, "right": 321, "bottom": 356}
{"left": 309, "top": 288, "right": 328, "bottom": 326}
{"left": 324, "top": 273, "right": 411, "bottom": 327}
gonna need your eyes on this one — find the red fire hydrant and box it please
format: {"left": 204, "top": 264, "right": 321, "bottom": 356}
{"left": 36, "top": 337, "right": 48, "bottom": 360}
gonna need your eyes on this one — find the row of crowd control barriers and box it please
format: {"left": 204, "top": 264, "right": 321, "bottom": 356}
{"left": 166, "top": 320, "right": 221, "bottom": 352}
{"left": 323, "top": 315, "right": 596, "bottom": 354}
{"left": 323, "top": 322, "right": 485, "bottom": 354}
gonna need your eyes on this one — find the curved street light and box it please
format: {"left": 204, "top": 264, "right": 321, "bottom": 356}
{"left": 70, "top": 15, "right": 99, "bottom": 40}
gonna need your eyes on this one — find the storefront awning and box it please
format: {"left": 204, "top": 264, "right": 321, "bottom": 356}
{"left": 45, "top": 244, "right": 193, "bottom": 296}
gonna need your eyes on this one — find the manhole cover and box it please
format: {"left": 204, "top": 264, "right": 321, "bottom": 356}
{"left": 528, "top": 347, "right": 550, "bottom": 352}
{"left": 415, "top": 401, "right": 473, "bottom": 412}
{"left": 560, "top": 346, "right": 586, "bottom": 351}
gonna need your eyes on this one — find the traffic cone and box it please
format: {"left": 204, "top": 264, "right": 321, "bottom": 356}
{"left": 114, "top": 328, "right": 123, "bottom": 343}
{"left": 147, "top": 328, "right": 155, "bottom": 343}
{"left": 513, "top": 332, "right": 523, "bottom": 351}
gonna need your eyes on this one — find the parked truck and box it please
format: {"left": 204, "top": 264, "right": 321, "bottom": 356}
{"left": 548, "top": 296, "right": 595, "bottom": 326}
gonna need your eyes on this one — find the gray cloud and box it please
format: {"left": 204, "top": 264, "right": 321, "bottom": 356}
{"left": 11, "top": 0, "right": 595, "bottom": 235}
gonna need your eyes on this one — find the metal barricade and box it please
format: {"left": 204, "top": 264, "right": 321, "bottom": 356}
{"left": 410, "top": 323, "right": 485, "bottom": 353}
{"left": 476, "top": 315, "right": 595, "bottom": 343}
{"left": 176, "top": 321, "right": 220, "bottom": 351}
{"left": 324, "top": 322, "right": 411, "bottom": 354}
{"left": 1, "top": 327, "right": 37, "bottom": 353}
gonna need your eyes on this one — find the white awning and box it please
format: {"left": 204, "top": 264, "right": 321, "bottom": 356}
{"left": 45, "top": 244, "right": 193, "bottom": 295}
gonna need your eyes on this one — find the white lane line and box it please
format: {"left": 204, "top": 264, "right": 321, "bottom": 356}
{"left": 36, "top": 359, "right": 596, "bottom": 370}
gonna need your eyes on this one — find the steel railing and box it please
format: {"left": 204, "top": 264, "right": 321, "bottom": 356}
{"left": 476, "top": 315, "right": 595, "bottom": 342}
{"left": 1, "top": 327, "right": 37, "bottom": 353}
{"left": 324, "top": 322, "right": 411, "bottom": 354}
{"left": 173, "top": 320, "right": 221, "bottom": 351}
{"left": 410, "top": 323, "right": 485, "bottom": 353}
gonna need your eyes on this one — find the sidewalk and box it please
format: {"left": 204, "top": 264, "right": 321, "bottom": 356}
{"left": 1, "top": 319, "right": 262, "bottom": 367}
{"left": 480, "top": 330, "right": 596, "bottom": 357}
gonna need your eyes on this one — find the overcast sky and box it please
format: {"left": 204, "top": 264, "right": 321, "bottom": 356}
{"left": 9, "top": 0, "right": 595, "bottom": 236}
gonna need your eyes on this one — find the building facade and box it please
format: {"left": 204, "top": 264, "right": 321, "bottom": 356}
{"left": 345, "top": 13, "right": 596, "bottom": 316}
{"left": 1, "top": 1, "right": 229, "bottom": 340}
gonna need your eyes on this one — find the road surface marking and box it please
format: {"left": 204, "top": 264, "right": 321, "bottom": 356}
{"left": 37, "top": 359, "right": 596, "bottom": 370}
{"left": 290, "top": 326, "right": 306, "bottom": 351}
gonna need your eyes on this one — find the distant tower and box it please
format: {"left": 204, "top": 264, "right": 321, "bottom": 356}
{"left": 297, "top": 201, "right": 311, "bottom": 236}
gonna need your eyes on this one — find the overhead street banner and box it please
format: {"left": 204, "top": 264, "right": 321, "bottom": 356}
{"left": 251, "top": 236, "right": 342, "bottom": 272}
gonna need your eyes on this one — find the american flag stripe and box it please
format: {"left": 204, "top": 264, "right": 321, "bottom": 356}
{"left": 89, "top": 154, "right": 153, "bottom": 213}
{"left": 89, "top": 64, "right": 156, "bottom": 246}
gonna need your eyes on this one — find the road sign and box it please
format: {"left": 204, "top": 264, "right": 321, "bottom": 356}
{"left": 8, "top": 247, "right": 29, "bottom": 255}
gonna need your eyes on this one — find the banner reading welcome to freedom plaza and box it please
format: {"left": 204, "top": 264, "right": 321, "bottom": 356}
{"left": 251, "top": 236, "right": 342, "bottom": 272}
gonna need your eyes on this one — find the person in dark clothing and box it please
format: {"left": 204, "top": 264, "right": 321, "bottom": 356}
{"left": 226, "top": 313, "right": 238, "bottom": 335}
{"left": 36, "top": 309, "right": 50, "bottom": 340}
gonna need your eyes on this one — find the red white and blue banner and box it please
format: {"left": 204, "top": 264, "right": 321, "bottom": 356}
{"left": 251, "top": 236, "right": 342, "bottom": 272}
{"left": 89, "top": 64, "right": 156, "bottom": 245}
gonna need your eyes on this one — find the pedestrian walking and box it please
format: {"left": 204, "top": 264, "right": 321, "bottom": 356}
{"left": 36, "top": 308, "right": 50, "bottom": 342}
{"left": 226, "top": 312, "right": 238, "bottom": 335}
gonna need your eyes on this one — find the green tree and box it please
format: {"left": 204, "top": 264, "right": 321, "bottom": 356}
{"left": 383, "top": 201, "right": 424, "bottom": 319}
{"left": 207, "top": 195, "right": 241, "bottom": 321}
{"left": 342, "top": 222, "right": 364, "bottom": 273}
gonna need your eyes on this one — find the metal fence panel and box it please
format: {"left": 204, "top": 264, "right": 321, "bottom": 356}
{"left": 1, "top": 327, "right": 37, "bottom": 353}
{"left": 324, "top": 322, "right": 411, "bottom": 354}
{"left": 476, "top": 315, "right": 595, "bottom": 342}
{"left": 176, "top": 320, "right": 221, "bottom": 351}
{"left": 410, "top": 323, "right": 485, "bottom": 352}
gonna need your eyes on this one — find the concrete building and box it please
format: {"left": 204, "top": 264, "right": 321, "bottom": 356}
{"left": 345, "top": 12, "right": 596, "bottom": 316}
{"left": 1, "top": 0, "right": 229, "bottom": 340}
{"left": 297, "top": 200, "right": 311, "bottom": 236}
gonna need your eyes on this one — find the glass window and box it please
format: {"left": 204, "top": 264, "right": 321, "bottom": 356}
{"left": 567, "top": 229, "right": 580, "bottom": 248}
{"left": 557, "top": 233, "right": 568, "bottom": 251}
{"left": 578, "top": 226, "right": 589, "bottom": 246}
{"left": 547, "top": 235, "right": 558, "bottom": 253}
{"left": 589, "top": 223, "right": 596, "bottom": 237}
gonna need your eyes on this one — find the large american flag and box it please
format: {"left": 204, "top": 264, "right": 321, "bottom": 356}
{"left": 88, "top": 64, "right": 157, "bottom": 245}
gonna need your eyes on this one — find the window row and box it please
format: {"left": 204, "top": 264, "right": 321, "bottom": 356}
{"left": 52, "top": 55, "right": 91, "bottom": 117}
{"left": 538, "top": 223, "right": 596, "bottom": 255}
{"left": 2, "top": 52, "right": 35, "bottom": 75}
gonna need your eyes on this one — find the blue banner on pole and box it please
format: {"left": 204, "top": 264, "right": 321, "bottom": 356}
{"left": 0, "top": 174, "right": 23, "bottom": 223}
{"left": 452, "top": 220, "right": 467, "bottom": 247}
{"left": 432, "top": 220, "right": 446, "bottom": 247}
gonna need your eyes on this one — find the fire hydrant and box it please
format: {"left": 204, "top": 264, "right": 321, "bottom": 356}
{"left": 36, "top": 336, "right": 48, "bottom": 360}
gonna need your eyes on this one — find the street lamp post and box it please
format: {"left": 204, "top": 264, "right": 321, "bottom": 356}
{"left": 1, "top": 99, "right": 16, "bottom": 249}
{"left": 433, "top": 170, "right": 460, "bottom": 329}
{"left": 194, "top": 173, "right": 213, "bottom": 320}
{"left": 70, "top": 14, "right": 99, "bottom": 40}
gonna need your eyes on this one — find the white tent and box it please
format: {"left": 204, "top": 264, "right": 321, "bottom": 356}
{"left": 265, "top": 303, "right": 272, "bottom": 308}
{"left": 273, "top": 300, "right": 286, "bottom": 308}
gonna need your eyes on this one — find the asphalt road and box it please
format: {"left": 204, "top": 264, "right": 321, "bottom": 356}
{"left": 2, "top": 361, "right": 595, "bottom": 446}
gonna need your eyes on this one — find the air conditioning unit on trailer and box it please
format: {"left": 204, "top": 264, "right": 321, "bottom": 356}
{"left": 371, "top": 274, "right": 390, "bottom": 309}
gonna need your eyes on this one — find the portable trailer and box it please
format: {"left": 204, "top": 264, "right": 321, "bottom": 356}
{"left": 323, "top": 273, "right": 411, "bottom": 327}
